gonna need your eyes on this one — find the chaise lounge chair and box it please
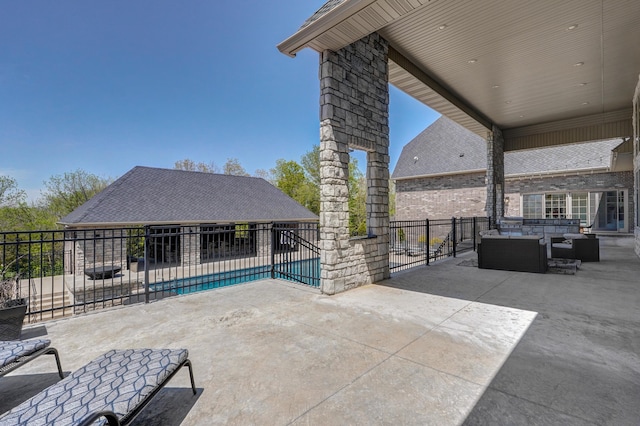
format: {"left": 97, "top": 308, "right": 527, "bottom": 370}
{"left": 0, "top": 348, "right": 196, "bottom": 426}
{"left": 0, "top": 338, "right": 64, "bottom": 379}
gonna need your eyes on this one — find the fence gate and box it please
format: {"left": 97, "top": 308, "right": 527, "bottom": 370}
{"left": 271, "top": 223, "right": 320, "bottom": 288}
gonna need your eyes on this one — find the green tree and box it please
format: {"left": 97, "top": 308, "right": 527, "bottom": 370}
{"left": 223, "top": 158, "right": 249, "bottom": 176}
{"left": 0, "top": 176, "right": 58, "bottom": 231}
{"left": 348, "top": 160, "right": 367, "bottom": 236}
{"left": 301, "top": 145, "right": 320, "bottom": 188}
{"left": 270, "top": 159, "right": 319, "bottom": 214}
{"left": 272, "top": 159, "right": 306, "bottom": 199}
{"left": 254, "top": 168, "right": 273, "bottom": 182}
{"left": 389, "top": 179, "right": 396, "bottom": 218}
{"left": 299, "top": 146, "right": 321, "bottom": 214}
{"left": 174, "top": 159, "right": 219, "bottom": 173}
{"left": 40, "top": 169, "right": 110, "bottom": 220}
{"left": 0, "top": 176, "right": 26, "bottom": 207}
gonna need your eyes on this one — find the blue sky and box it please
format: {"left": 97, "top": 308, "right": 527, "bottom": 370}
{"left": 0, "top": 1, "right": 439, "bottom": 202}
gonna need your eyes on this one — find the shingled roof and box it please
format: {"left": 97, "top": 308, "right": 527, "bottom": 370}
{"left": 60, "top": 166, "right": 318, "bottom": 227}
{"left": 299, "top": 0, "right": 346, "bottom": 29}
{"left": 392, "top": 116, "right": 625, "bottom": 180}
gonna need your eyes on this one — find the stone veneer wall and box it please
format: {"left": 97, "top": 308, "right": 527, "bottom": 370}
{"left": 72, "top": 229, "right": 127, "bottom": 274}
{"left": 634, "top": 75, "right": 640, "bottom": 257}
{"left": 319, "top": 33, "right": 390, "bottom": 295}
{"left": 486, "top": 126, "right": 505, "bottom": 223}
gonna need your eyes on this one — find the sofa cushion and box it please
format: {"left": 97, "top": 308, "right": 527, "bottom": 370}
{"left": 553, "top": 243, "right": 573, "bottom": 249}
{"left": 482, "top": 234, "right": 511, "bottom": 239}
{"left": 564, "top": 233, "right": 587, "bottom": 239}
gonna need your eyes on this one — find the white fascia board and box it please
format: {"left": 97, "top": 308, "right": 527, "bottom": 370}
{"left": 277, "top": 0, "right": 376, "bottom": 57}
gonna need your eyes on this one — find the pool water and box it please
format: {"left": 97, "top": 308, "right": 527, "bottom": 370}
{"left": 151, "top": 258, "right": 320, "bottom": 295}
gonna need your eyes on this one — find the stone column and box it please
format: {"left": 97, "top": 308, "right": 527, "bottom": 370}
{"left": 633, "top": 75, "right": 640, "bottom": 257}
{"left": 486, "top": 125, "right": 505, "bottom": 225}
{"left": 319, "top": 33, "right": 390, "bottom": 295}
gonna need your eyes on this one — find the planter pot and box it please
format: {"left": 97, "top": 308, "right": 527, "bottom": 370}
{"left": 0, "top": 299, "right": 27, "bottom": 340}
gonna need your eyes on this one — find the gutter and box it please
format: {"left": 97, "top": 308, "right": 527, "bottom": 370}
{"left": 277, "top": 0, "right": 377, "bottom": 57}
{"left": 505, "top": 167, "right": 610, "bottom": 180}
{"left": 393, "top": 169, "right": 487, "bottom": 181}
{"left": 61, "top": 218, "right": 320, "bottom": 228}
{"left": 393, "top": 166, "right": 613, "bottom": 182}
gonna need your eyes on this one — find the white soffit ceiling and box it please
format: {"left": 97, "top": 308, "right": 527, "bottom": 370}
{"left": 281, "top": 0, "right": 640, "bottom": 147}
{"left": 379, "top": 0, "right": 640, "bottom": 131}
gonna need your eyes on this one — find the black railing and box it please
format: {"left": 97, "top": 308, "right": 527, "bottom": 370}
{"left": 0, "top": 222, "right": 320, "bottom": 324}
{"left": 2, "top": 217, "right": 489, "bottom": 324}
{"left": 271, "top": 223, "right": 320, "bottom": 288}
{"left": 389, "top": 216, "right": 490, "bottom": 273}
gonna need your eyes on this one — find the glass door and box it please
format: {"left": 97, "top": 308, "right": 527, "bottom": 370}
{"left": 595, "top": 190, "right": 627, "bottom": 232}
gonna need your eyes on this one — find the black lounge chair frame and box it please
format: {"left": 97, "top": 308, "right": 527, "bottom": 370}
{"left": 0, "top": 348, "right": 196, "bottom": 426}
{"left": 0, "top": 339, "right": 64, "bottom": 379}
{"left": 78, "top": 357, "right": 197, "bottom": 426}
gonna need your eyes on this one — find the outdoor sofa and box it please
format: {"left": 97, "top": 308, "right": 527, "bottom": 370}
{"left": 550, "top": 233, "right": 600, "bottom": 262}
{"left": 0, "top": 348, "right": 196, "bottom": 426}
{"left": 477, "top": 232, "right": 548, "bottom": 273}
{"left": 0, "top": 338, "right": 64, "bottom": 379}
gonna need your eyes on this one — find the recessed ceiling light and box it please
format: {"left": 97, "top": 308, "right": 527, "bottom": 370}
{"left": 574, "top": 62, "right": 584, "bottom": 67}
{"left": 577, "top": 82, "right": 588, "bottom": 86}
{"left": 567, "top": 24, "right": 578, "bottom": 30}
{"left": 492, "top": 85, "right": 500, "bottom": 89}
{"left": 467, "top": 59, "right": 478, "bottom": 64}
{"left": 582, "top": 102, "right": 590, "bottom": 105}
{"left": 505, "top": 100, "right": 512, "bottom": 104}
{"left": 438, "top": 24, "right": 447, "bottom": 30}
{"left": 519, "top": 115, "right": 525, "bottom": 118}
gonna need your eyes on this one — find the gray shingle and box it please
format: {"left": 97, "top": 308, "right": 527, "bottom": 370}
{"left": 60, "top": 166, "right": 318, "bottom": 226}
{"left": 392, "top": 116, "right": 486, "bottom": 179}
{"left": 300, "top": 0, "right": 347, "bottom": 29}
{"left": 392, "top": 116, "right": 624, "bottom": 179}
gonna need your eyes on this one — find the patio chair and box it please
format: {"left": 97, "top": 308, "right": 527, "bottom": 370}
{"left": 0, "top": 348, "right": 196, "bottom": 426}
{"left": 550, "top": 233, "right": 600, "bottom": 262}
{"left": 0, "top": 338, "right": 64, "bottom": 379}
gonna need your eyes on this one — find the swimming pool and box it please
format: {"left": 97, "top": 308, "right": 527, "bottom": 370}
{"left": 151, "top": 258, "right": 320, "bottom": 295}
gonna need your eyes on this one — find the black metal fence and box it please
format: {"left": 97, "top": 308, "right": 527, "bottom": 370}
{"left": 2, "top": 217, "right": 489, "bottom": 324}
{"left": 0, "top": 222, "right": 320, "bottom": 324}
{"left": 389, "top": 217, "right": 490, "bottom": 273}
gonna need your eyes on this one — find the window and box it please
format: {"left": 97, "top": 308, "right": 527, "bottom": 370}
{"left": 522, "top": 194, "right": 543, "bottom": 218}
{"left": 571, "top": 193, "right": 588, "bottom": 226}
{"left": 545, "top": 194, "right": 566, "bottom": 218}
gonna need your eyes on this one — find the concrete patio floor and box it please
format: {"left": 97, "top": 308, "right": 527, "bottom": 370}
{"left": 1, "top": 236, "right": 638, "bottom": 425}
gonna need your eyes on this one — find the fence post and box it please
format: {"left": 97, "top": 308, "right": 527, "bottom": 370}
{"left": 452, "top": 217, "right": 457, "bottom": 258}
{"left": 473, "top": 216, "right": 477, "bottom": 251}
{"left": 426, "top": 219, "right": 430, "bottom": 266}
{"left": 270, "top": 224, "right": 276, "bottom": 279}
{"left": 144, "top": 225, "right": 150, "bottom": 304}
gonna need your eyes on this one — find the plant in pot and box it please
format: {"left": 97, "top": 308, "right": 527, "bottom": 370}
{"left": 0, "top": 270, "right": 28, "bottom": 340}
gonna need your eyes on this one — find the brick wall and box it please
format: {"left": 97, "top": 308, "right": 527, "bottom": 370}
{"left": 396, "top": 170, "right": 634, "bottom": 224}
{"left": 395, "top": 173, "right": 486, "bottom": 220}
